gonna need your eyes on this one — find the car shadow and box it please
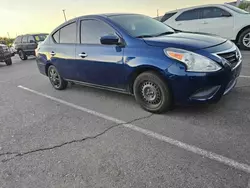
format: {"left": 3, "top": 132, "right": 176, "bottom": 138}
{"left": 69, "top": 83, "right": 221, "bottom": 115}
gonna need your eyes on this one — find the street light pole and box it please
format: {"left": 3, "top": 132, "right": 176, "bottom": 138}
{"left": 62, "top": 9, "right": 67, "bottom": 22}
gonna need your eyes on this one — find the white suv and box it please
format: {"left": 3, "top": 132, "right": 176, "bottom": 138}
{"left": 162, "top": 4, "right": 250, "bottom": 50}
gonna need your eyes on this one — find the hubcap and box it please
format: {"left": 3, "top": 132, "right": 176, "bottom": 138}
{"left": 140, "top": 81, "right": 161, "bottom": 105}
{"left": 49, "top": 68, "right": 61, "bottom": 88}
{"left": 243, "top": 33, "right": 250, "bottom": 48}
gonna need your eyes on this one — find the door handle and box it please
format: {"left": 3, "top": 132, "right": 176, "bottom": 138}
{"left": 50, "top": 51, "right": 56, "bottom": 56}
{"left": 79, "top": 53, "right": 88, "bottom": 58}
{"left": 202, "top": 21, "right": 208, "bottom": 24}
{"left": 177, "top": 23, "right": 182, "bottom": 26}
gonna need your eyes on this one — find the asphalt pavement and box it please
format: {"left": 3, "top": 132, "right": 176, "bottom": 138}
{"left": 0, "top": 52, "right": 250, "bottom": 188}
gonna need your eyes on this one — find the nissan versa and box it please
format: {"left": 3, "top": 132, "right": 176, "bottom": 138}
{"left": 36, "top": 14, "right": 242, "bottom": 113}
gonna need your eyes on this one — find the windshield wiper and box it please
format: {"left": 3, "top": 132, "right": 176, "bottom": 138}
{"left": 155, "top": 31, "right": 175, "bottom": 37}
{"left": 136, "top": 35, "right": 155, "bottom": 38}
{"left": 136, "top": 32, "right": 175, "bottom": 38}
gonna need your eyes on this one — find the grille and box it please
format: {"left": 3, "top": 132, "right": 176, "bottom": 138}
{"left": 217, "top": 50, "right": 239, "bottom": 68}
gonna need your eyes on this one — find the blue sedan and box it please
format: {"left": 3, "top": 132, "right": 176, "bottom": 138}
{"left": 36, "top": 14, "right": 242, "bottom": 113}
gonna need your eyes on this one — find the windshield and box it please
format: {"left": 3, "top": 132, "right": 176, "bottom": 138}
{"left": 224, "top": 4, "right": 249, "bottom": 14}
{"left": 109, "top": 14, "right": 175, "bottom": 38}
{"left": 34, "top": 34, "right": 48, "bottom": 42}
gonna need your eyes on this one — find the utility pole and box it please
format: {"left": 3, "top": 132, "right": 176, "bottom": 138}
{"left": 157, "top": 9, "right": 159, "bottom": 20}
{"left": 62, "top": 9, "right": 67, "bottom": 22}
{"left": 7, "top": 32, "right": 10, "bottom": 38}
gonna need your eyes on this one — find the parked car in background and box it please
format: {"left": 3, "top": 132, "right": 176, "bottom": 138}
{"left": 0, "top": 44, "right": 13, "bottom": 66}
{"left": 9, "top": 46, "right": 16, "bottom": 56}
{"left": 13, "top": 33, "right": 48, "bottom": 60}
{"left": 36, "top": 13, "right": 242, "bottom": 113}
{"left": 161, "top": 4, "right": 250, "bottom": 50}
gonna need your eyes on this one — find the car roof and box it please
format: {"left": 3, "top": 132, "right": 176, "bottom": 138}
{"left": 75, "top": 13, "right": 143, "bottom": 19}
{"left": 165, "top": 4, "right": 225, "bottom": 14}
{"left": 16, "top": 33, "right": 48, "bottom": 37}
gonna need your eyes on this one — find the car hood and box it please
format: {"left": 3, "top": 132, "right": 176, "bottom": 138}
{"left": 143, "top": 32, "right": 227, "bottom": 51}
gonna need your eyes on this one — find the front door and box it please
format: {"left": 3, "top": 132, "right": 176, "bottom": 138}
{"left": 198, "top": 7, "right": 234, "bottom": 39}
{"left": 75, "top": 19, "right": 125, "bottom": 89}
{"left": 27, "top": 35, "right": 37, "bottom": 55}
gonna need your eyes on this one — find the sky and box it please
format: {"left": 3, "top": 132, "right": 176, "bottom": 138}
{"left": 0, "top": 0, "right": 230, "bottom": 38}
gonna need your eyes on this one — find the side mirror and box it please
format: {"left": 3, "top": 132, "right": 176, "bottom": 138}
{"left": 221, "top": 12, "right": 231, "bottom": 17}
{"left": 30, "top": 40, "right": 36, "bottom": 43}
{"left": 100, "top": 35, "right": 120, "bottom": 45}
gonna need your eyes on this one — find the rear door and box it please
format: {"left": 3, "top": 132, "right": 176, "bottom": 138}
{"left": 21, "top": 35, "right": 28, "bottom": 52}
{"left": 49, "top": 22, "right": 77, "bottom": 80}
{"left": 198, "top": 7, "right": 234, "bottom": 39}
{"left": 169, "top": 8, "right": 201, "bottom": 32}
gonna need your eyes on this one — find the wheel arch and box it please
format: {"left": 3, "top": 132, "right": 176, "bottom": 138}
{"left": 45, "top": 63, "right": 53, "bottom": 76}
{"left": 127, "top": 65, "right": 167, "bottom": 94}
{"left": 236, "top": 25, "right": 250, "bottom": 44}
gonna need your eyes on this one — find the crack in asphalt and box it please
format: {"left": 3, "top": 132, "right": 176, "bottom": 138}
{"left": 0, "top": 114, "right": 153, "bottom": 163}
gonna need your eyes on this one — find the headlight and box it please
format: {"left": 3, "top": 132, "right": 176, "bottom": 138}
{"left": 164, "top": 48, "right": 221, "bottom": 72}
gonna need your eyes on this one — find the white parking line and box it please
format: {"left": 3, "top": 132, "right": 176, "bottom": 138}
{"left": 240, "top": 75, "right": 250, "bottom": 78}
{"left": 18, "top": 85, "right": 250, "bottom": 174}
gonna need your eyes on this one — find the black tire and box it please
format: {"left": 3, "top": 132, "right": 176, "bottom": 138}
{"left": 238, "top": 28, "right": 250, "bottom": 50}
{"left": 5, "top": 58, "right": 12, "bottom": 66}
{"left": 133, "top": 71, "right": 173, "bottom": 113}
{"left": 18, "top": 50, "right": 27, "bottom": 60}
{"left": 48, "top": 65, "right": 68, "bottom": 90}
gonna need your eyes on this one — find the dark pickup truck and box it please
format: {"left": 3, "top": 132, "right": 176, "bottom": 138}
{"left": 0, "top": 44, "right": 12, "bottom": 66}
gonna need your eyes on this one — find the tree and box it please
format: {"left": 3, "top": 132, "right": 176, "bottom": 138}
{"left": 239, "top": 2, "right": 250, "bottom": 11}
{"left": 0, "top": 37, "right": 15, "bottom": 46}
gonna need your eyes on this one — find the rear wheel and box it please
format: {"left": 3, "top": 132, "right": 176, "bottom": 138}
{"left": 5, "top": 58, "right": 12, "bottom": 66}
{"left": 238, "top": 28, "right": 250, "bottom": 50}
{"left": 133, "top": 71, "right": 173, "bottom": 113}
{"left": 48, "top": 65, "right": 68, "bottom": 90}
{"left": 18, "top": 50, "right": 27, "bottom": 60}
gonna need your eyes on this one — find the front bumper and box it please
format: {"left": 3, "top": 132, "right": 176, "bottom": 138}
{"left": 166, "top": 60, "right": 242, "bottom": 105}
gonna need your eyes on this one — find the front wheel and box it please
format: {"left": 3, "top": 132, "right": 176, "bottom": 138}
{"left": 133, "top": 71, "right": 173, "bottom": 113}
{"left": 5, "top": 58, "right": 12, "bottom": 66}
{"left": 48, "top": 65, "right": 68, "bottom": 90}
{"left": 238, "top": 28, "right": 250, "bottom": 50}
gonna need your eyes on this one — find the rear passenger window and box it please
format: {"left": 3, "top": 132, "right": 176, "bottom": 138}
{"left": 14, "top": 36, "right": 22, "bottom": 44}
{"left": 60, "top": 22, "right": 76, "bottom": 44}
{"left": 161, "top": 12, "right": 177, "bottom": 22}
{"left": 176, "top": 9, "right": 200, "bottom": 21}
{"left": 22, "top": 36, "right": 28, "bottom": 43}
{"left": 52, "top": 22, "right": 76, "bottom": 44}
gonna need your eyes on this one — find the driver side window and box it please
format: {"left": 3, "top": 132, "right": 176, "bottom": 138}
{"left": 80, "top": 19, "right": 116, "bottom": 45}
{"left": 200, "top": 7, "right": 231, "bottom": 19}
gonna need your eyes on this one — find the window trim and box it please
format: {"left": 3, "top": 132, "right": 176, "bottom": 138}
{"left": 52, "top": 21, "right": 77, "bottom": 44}
{"left": 175, "top": 8, "right": 201, "bottom": 21}
{"left": 200, "top": 7, "right": 232, "bottom": 19}
{"left": 79, "top": 18, "right": 122, "bottom": 46}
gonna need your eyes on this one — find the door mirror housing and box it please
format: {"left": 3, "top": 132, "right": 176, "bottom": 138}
{"left": 30, "top": 40, "right": 36, "bottom": 43}
{"left": 221, "top": 12, "right": 231, "bottom": 17}
{"left": 100, "top": 35, "right": 120, "bottom": 45}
